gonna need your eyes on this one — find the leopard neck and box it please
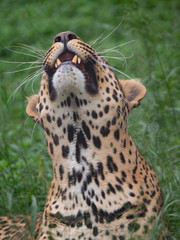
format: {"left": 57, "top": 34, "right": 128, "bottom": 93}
{"left": 41, "top": 97, "right": 141, "bottom": 216}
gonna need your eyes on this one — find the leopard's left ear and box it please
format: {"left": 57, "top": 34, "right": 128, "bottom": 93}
{"left": 119, "top": 79, "right": 146, "bottom": 110}
{"left": 26, "top": 94, "right": 39, "bottom": 122}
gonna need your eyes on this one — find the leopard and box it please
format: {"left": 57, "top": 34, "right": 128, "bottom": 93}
{"left": 0, "top": 31, "right": 169, "bottom": 240}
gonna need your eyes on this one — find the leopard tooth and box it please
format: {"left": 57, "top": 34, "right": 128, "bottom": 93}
{"left": 77, "top": 57, "right": 81, "bottom": 64}
{"left": 55, "top": 58, "right": 61, "bottom": 68}
{"left": 72, "top": 55, "right": 78, "bottom": 64}
{"left": 57, "top": 58, "right": 61, "bottom": 66}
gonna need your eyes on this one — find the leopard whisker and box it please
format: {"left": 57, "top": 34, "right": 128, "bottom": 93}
{"left": 2, "top": 44, "right": 43, "bottom": 59}
{"left": 17, "top": 43, "right": 45, "bottom": 55}
{"left": 5, "top": 65, "right": 42, "bottom": 74}
{"left": 99, "top": 40, "right": 135, "bottom": 54}
{"left": 100, "top": 55, "right": 132, "bottom": 62}
{"left": 98, "top": 19, "right": 124, "bottom": 45}
{"left": 6, "top": 69, "right": 42, "bottom": 105}
{"left": 31, "top": 116, "right": 42, "bottom": 141}
{"left": 0, "top": 59, "right": 42, "bottom": 65}
{"left": 88, "top": 32, "right": 105, "bottom": 47}
{"left": 16, "top": 59, "right": 42, "bottom": 69}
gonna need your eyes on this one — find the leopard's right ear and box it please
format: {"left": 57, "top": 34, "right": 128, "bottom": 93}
{"left": 26, "top": 94, "right": 39, "bottom": 121}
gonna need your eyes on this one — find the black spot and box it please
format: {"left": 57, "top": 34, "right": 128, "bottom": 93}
{"left": 128, "top": 222, "right": 140, "bottom": 232}
{"left": 112, "top": 94, "right": 118, "bottom": 102}
{"left": 47, "top": 114, "right": 51, "bottom": 122}
{"left": 106, "top": 87, "right": 110, "bottom": 93}
{"left": 119, "top": 236, "right": 125, "bottom": 240}
{"left": 119, "top": 152, "right": 126, "bottom": 164}
{"left": 75, "top": 96, "right": 80, "bottom": 107}
{"left": 59, "top": 165, "right": 64, "bottom": 180}
{"left": 133, "top": 175, "right": 138, "bottom": 184}
{"left": 152, "top": 207, "right": 157, "bottom": 212}
{"left": 112, "top": 236, "right": 117, "bottom": 240}
{"left": 114, "top": 129, "right": 119, "bottom": 141}
{"left": 107, "top": 183, "right": 116, "bottom": 194}
{"left": 49, "top": 142, "right": 54, "bottom": 155}
{"left": 86, "top": 197, "right": 91, "bottom": 206}
{"left": 116, "top": 176, "right": 123, "bottom": 185}
{"left": 143, "top": 225, "right": 148, "bottom": 234}
{"left": 106, "top": 155, "right": 118, "bottom": 173}
{"left": 106, "top": 120, "right": 111, "bottom": 128}
{"left": 91, "top": 202, "right": 98, "bottom": 216}
{"left": 77, "top": 130, "right": 87, "bottom": 149}
{"left": 115, "top": 184, "right": 123, "bottom": 191}
{"left": 93, "top": 136, "right": 101, "bottom": 149}
{"left": 68, "top": 124, "right": 75, "bottom": 142}
{"left": 92, "top": 110, "right": 98, "bottom": 119}
{"left": 143, "top": 198, "right": 151, "bottom": 204}
{"left": 39, "top": 103, "right": 43, "bottom": 112}
{"left": 123, "top": 139, "right": 126, "bottom": 148}
{"left": 45, "top": 127, "right": 50, "bottom": 136}
{"left": 112, "top": 117, "right": 116, "bottom": 125}
{"left": 57, "top": 117, "right": 62, "bottom": 127}
{"left": 93, "top": 226, "right": 98, "bottom": 236}
{"left": 126, "top": 214, "right": 135, "bottom": 220}
{"left": 83, "top": 99, "right": 87, "bottom": 105}
{"left": 73, "top": 112, "right": 79, "bottom": 122}
{"left": 62, "top": 145, "right": 69, "bottom": 158}
{"left": 104, "top": 105, "right": 109, "bottom": 114}
{"left": 67, "top": 96, "right": 71, "bottom": 107}
{"left": 76, "top": 142, "right": 80, "bottom": 163}
{"left": 82, "top": 121, "right": 91, "bottom": 140}
{"left": 97, "top": 162, "right": 105, "bottom": 180}
{"left": 121, "top": 170, "right": 127, "bottom": 178}
{"left": 108, "top": 73, "right": 112, "bottom": 79}
{"left": 99, "top": 111, "right": 103, "bottom": 117}
{"left": 52, "top": 134, "right": 59, "bottom": 146}
{"left": 77, "top": 171, "right": 83, "bottom": 182}
{"left": 100, "top": 126, "right": 110, "bottom": 137}
{"left": 101, "top": 190, "right": 105, "bottom": 199}
{"left": 105, "top": 76, "right": 109, "bottom": 82}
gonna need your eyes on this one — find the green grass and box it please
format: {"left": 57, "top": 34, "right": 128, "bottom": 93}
{"left": 0, "top": 0, "right": 179, "bottom": 239}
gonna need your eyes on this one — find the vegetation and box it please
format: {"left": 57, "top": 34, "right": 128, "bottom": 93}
{"left": 0, "top": 0, "right": 179, "bottom": 238}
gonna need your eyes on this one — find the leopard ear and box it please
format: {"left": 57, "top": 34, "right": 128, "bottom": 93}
{"left": 119, "top": 79, "right": 146, "bottom": 109}
{"left": 26, "top": 94, "right": 39, "bottom": 121}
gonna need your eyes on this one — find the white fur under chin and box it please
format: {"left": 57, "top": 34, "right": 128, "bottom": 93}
{"left": 52, "top": 63, "right": 86, "bottom": 95}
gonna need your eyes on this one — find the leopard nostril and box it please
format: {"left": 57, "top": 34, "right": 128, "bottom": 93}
{"left": 67, "top": 33, "right": 77, "bottom": 41}
{"left": 54, "top": 36, "right": 62, "bottom": 43}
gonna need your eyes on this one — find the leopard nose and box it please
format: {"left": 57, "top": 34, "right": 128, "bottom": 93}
{"left": 54, "top": 31, "right": 79, "bottom": 44}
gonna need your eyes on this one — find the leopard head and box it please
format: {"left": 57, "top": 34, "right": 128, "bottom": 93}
{"left": 26, "top": 31, "right": 146, "bottom": 127}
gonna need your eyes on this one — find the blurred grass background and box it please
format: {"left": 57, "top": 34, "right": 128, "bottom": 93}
{"left": 0, "top": 0, "right": 179, "bottom": 238}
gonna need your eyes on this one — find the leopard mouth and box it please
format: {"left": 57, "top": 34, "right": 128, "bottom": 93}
{"left": 54, "top": 51, "right": 87, "bottom": 78}
{"left": 53, "top": 50, "right": 98, "bottom": 95}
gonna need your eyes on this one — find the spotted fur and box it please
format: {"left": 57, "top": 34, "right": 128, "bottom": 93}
{"left": 0, "top": 31, "right": 169, "bottom": 239}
